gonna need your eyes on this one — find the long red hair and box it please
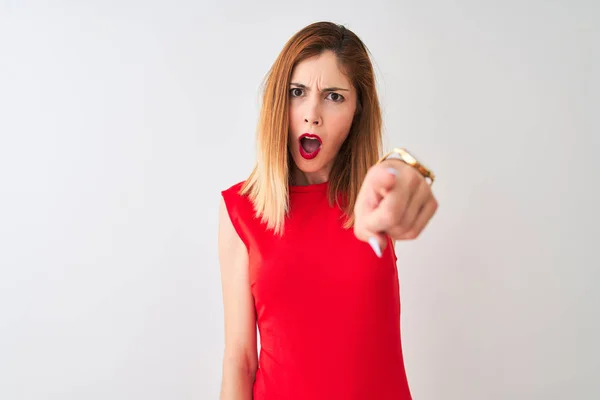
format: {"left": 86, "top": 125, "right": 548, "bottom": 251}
{"left": 241, "top": 21, "right": 382, "bottom": 235}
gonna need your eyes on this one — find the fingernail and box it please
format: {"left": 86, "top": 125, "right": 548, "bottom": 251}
{"left": 386, "top": 167, "right": 398, "bottom": 176}
{"left": 368, "top": 236, "right": 382, "bottom": 258}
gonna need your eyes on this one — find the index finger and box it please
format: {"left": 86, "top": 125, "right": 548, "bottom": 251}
{"left": 362, "top": 167, "right": 410, "bottom": 233}
{"left": 355, "top": 165, "right": 399, "bottom": 215}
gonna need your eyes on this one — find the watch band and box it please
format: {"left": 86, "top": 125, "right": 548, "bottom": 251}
{"left": 378, "top": 148, "right": 435, "bottom": 185}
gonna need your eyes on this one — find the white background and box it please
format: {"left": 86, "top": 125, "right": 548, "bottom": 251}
{"left": 1, "top": 1, "right": 599, "bottom": 399}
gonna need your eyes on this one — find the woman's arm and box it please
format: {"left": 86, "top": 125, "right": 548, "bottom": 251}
{"left": 218, "top": 198, "right": 258, "bottom": 400}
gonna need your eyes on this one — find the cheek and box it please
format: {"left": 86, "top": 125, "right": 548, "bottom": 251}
{"left": 288, "top": 107, "right": 302, "bottom": 146}
{"left": 327, "top": 111, "right": 354, "bottom": 144}
{"left": 289, "top": 103, "right": 301, "bottom": 127}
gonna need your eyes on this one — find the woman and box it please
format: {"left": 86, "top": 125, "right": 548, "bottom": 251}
{"left": 218, "top": 21, "right": 438, "bottom": 400}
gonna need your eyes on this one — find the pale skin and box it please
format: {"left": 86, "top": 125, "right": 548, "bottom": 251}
{"left": 218, "top": 50, "right": 437, "bottom": 399}
{"left": 218, "top": 199, "right": 257, "bottom": 400}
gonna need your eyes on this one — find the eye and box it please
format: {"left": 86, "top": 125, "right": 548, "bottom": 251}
{"left": 327, "top": 92, "right": 345, "bottom": 102}
{"left": 290, "top": 88, "right": 304, "bottom": 97}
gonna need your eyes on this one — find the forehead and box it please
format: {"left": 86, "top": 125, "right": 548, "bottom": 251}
{"left": 290, "top": 50, "right": 351, "bottom": 87}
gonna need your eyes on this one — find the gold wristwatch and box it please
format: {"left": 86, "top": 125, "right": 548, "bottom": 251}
{"left": 378, "top": 148, "right": 435, "bottom": 185}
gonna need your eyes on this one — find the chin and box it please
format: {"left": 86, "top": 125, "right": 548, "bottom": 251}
{"left": 291, "top": 152, "right": 326, "bottom": 173}
{"left": 297, "top": 163, "right": 323, "bottom": 174}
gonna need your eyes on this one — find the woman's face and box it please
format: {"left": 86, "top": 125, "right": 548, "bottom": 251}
{"left": 288, "top": 50, "right": 357, "bottom": 184}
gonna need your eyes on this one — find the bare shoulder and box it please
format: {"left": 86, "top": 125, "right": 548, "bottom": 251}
{"left": 218, "top": 196, "right": 248, "bottom": 267}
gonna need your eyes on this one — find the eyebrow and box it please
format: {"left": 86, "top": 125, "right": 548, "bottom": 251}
{"left": 290, "top": 82, "right": 350, "bottom": 92}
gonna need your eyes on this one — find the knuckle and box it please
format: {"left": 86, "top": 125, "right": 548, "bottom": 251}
{"left": 381, "top": 209, "right": 396, "bottom": 225}
{"left": 416, "top": 177, "right": 428, "bottom": 192}
{"left": 397, "top": 210, "right": 409, "bottom": 225}
{"left": 406, "top": 229, "right": 419, "bottom": 240}
{"left": 408, "top": 171, "right": 422, "bottom": 187}
{"left": 389, "top": 226, "right": 405, "bottom": 239}
{"left": 397, "top": 218, "right": 410, "bottom": 232}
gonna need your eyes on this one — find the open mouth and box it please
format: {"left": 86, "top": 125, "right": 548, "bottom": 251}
{"left": 299, "top": 134, "right": 322, "bottom": 160}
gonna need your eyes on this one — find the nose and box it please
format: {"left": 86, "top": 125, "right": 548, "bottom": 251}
{"left": 303, "top": 100, "right": 322, "bottom": 127}
{"left": 304, "top": 116, "right": 321, "bottom": 126}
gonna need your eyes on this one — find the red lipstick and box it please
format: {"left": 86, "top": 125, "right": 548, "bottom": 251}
{"left": 299, "top": 133, "right": 322, "bottom": 160}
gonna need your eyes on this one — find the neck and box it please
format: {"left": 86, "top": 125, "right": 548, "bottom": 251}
{"left": 290, "top": 164, "right": 330, "bottom": 186}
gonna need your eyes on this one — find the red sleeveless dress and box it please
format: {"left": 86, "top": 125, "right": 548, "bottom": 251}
{"left": 221, "top": 180, "right": 412, "bottom": 400}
